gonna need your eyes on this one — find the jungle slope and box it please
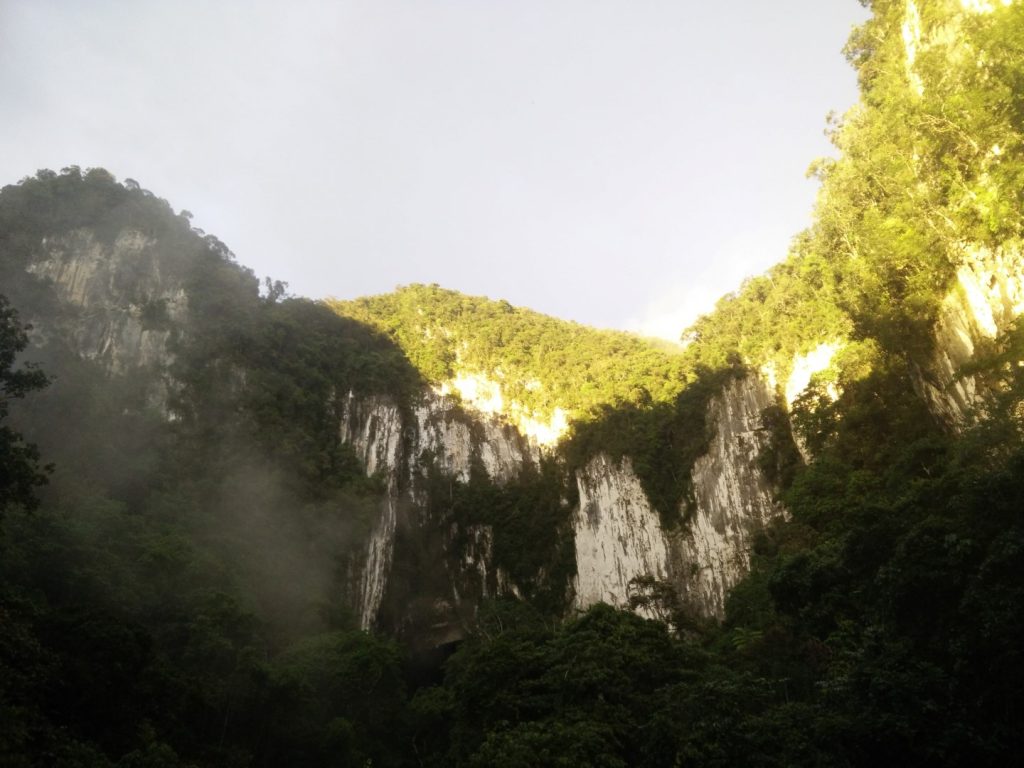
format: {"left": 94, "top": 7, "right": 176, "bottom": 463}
{"left": 1, "top": 0, "right": 1023, "bottom": 766}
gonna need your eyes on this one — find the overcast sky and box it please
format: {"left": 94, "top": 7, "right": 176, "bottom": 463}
{"left": 1, "top": 1, "right": 869, "bottom": 340}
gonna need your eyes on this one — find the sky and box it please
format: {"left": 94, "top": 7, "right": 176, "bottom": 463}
{"left": 0, "top": 0, "right": 869, "bottom": 341}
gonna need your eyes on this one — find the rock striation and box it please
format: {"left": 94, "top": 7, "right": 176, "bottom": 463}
{"left": 14, "top": 219, "right": 1024, "bottom": 640}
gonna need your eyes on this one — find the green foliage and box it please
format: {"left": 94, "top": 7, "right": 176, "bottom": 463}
{"left": 420, "top": 452, "right": 576, "bottom": 609}
{"left": 394, "top": 4, "right": 1024, "bottom": 765}
{"left": 0, "top": 168, "right": 421, "bottom": 766}
{"left": 0, "top": 294, "right": 50, "bottom": 515}
{"left": 332, "top": 284, "right": 691, "bottom": 419}
{"left": 424, "top": 355, "right": 1024, "bottom": 766}
{"left": 3, "top": 1, "right": 1024, "bottom": 764}
{"left": 567, "top": 362, "right": 742, "bottom": 526}
{"left": 333, "top": 284, "right": 744, "bottom": 526}
{"left": 681, "top": 0, "right": 1024, "bottom": 385}
{"left": 266, "top": 631, "right": 410, "bottom": 767}
{"left": 442, "top": 602, "right": 701, "bottom": 767}
{"left": 808, "top": 0, "right": 1024, "bottom": 352}
{"left": 685, "top": 247, "right": 852, "bottom": 381}
{"left": 756, "top": 403, "right": 803, "bottom": 492}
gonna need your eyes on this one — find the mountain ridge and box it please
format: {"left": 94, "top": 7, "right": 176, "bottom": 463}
{"left": 2, "top": 1, "right": 1023, "bottom": 764}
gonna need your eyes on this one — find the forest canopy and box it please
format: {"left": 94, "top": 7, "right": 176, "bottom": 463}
{"left": 1, "top": 0, "right": 1023, "bottom": 766}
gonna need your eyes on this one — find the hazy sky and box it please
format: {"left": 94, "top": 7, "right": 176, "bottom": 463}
{"left": 1, "top": 1, "right": 869, "bottom": 340}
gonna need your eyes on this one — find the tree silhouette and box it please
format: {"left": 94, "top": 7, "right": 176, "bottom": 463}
{"left": 0, "top": 294, "right": 49, "bottom": 515}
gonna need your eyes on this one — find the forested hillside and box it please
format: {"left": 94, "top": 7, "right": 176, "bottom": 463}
{"left": 1, "top": 0, "right": 1023, "bottom": 766}
{"left": 333, "top": 284, "right": 741, "bottom": 524}
{"left": 0, "top": 168, "right": 427, "bottom": 766}
{"left": 338, "top": 2, "right": 1024, "bottom": 762}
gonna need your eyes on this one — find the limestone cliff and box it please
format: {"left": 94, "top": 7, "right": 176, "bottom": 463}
{"left": 24, "top": 228, "right": 187, "bottom": 406}
{"left": 914, "top": 243, "right": 1024, "bottom": 426}
{"left": 10, "top": 199, "right": 1024, "bottom": 641}
{"left": 334, "top": 366, "right": 795, "bottom": 629}
{"left": 676, "top": 375, "right": 782, "bottom": 615}
{"left": 338, "top": 387, "right": 540, "bottom": 635}
{"left": 571, "top": 454, "right": 670, "bottom": 616}
{"left": 569, "top": 375, "right": 783, "bottom": 620}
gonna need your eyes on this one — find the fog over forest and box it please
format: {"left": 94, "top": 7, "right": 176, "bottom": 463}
{"left": 2, "top": 1, "right": 1024, "bottom": 766}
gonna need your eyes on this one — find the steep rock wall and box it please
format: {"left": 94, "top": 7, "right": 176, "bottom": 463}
{"left": 339, "top": 388, "right": 539, "bottom": 631}
{"left": 916, "top": 244, "right": 1024, "bottom": 426}
{"left": 340, "top": 394, "right": 404, "bottom": 627}
{"left": 569, "top": 375, "right": 785, "bottom": 620}
{"left": 762, "top": 342, "right": 843, "bottom": 463}
{"left": 572, "top": 454, "right": 670, "bottom": 616}
{"left": 675, "top": 375, "right": 783, "bottom": 616}
{"left": 10, "top": 225, "right": 831, "bottom": 633}
{"left": 659, "top": 241, "right": 1024, "bottom": 620}
{"left": 27, "top": 229, "right": 186, "bottom": 378}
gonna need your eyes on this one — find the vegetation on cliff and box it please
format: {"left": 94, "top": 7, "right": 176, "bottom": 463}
{"left": 0, "top": 0, "right": 1022, "bottom": 766}
{"left": 428, "top": 2, "right": 1024, "bottom": 765}
{"left": 332, "top": 284, "right": 692, "bottom": 416}
{"left": 0, "top": 169, "right": 421, "bottom": 766}
{"left": 332, "top": 283, "right": 746, "bottom": 527}
{"left": 358, "top": 1, "right": 1024, "bottom": 764}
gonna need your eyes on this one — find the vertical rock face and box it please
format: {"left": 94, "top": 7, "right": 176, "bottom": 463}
{"left": 27, "top": 229, "right": 187, "bottom": 378}
{"left": 341, "top": 394, "right": 404, "bottom": 480}
{"left": 916, "top": 245, "right": 1024, "bottom": 427}
{"left": 572, "top": 455, "right": 670, "bottom": 616}
{"left": 180, "top": 234, "right": 1024, "bottom": 633}
{"left": 784, "top": 344, "right": 841, "bottom": 409}
{"left": 568, "top": 375, "right": 785, "bottom": 620}
{"left": 414, "top": 392, "right": 538, "bottom": 486}
{"left": 40, "top": 223, "right": 1024, "bottom": 637}
{"left": 2, "top": 225, "right": 808, "bottom": 633}
{"left": 340, "top": 388, "right": 539, "bottom": 631}
{"left": 357, "top": 495, "right": 399, "bottom": 632}
{"left": 677, "top": 375, "right": 783, "bottom": 616}
{"left": 340, "top": 395, "right": 405, "bottom": 627}
{"left": 435, "top": 372, "right": 569, "bottom": 450}
{"left": 764, "top": 342, "right": 843, "bottom": 463}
